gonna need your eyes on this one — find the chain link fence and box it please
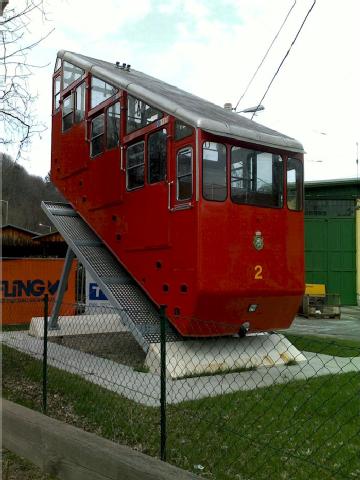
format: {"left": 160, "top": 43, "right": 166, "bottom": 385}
{"left": 2, "top": 296, "right": 360, "bottom": 479}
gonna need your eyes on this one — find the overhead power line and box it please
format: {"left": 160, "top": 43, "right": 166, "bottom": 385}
{"left": 251, "top": 0, "right": 317, "bottom": 120}
{"left": 234, "top": 0, "right": 297, "bottom": 112}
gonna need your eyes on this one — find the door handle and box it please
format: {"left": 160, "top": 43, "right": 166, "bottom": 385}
{"left": 167, "top": 181, "right": 174, "bottom": 211}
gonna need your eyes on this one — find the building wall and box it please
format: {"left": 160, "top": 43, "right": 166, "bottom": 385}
{"left": 304, "top": 180, "right": 359, "bottom": 306}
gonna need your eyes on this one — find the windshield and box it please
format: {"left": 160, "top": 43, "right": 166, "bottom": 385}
{"left": 231, "top": 147, "right": 283, "bottom": 208}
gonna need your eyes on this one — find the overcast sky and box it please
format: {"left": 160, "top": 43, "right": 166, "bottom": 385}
{"left": 5, "top": 0, "right": 360, "bottom": 181}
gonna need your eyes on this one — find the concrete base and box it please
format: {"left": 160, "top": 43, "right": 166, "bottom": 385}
{"left": 145, "top": 333, "right": 306, "bottom": 379}
{"left": 29, "top": 314, "right": 127, "bottom": 338}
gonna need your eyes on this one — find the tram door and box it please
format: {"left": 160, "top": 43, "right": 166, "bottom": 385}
{"left": 142, "top": 127, "right": 170, "bottom": 249}
{"left": 168, "top": 133, "right": 197, "bottom": 272}
{"left": 124, "top": 127, "right": 170, "bottom": 251}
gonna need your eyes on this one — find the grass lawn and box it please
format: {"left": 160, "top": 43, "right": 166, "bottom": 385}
{"left": 284, "top": 334, "right": 360, "bottom": 357}
{"left": 2, "top": 323, "right": 31, "bottom": 332}
{"left": 2, "top": 344, "right": 360, "bottom": 479}
{"left": 2, "top": 450, "right": 56, "bottom": 480}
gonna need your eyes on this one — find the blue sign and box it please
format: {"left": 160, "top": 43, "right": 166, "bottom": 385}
{"left": 89, "top": 282, "right": 108, "bottom": 301}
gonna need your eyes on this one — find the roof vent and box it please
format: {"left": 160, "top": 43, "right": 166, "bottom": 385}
{"left": 115, "top": 62, "right": 131, "bottom": 72}
{"left": 224, "top": 102, "right": 233, "bottom": 111}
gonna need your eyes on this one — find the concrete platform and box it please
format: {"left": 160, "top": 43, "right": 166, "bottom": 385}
{"left": 29, "top": 313, "right": 305, "bottom": 379}
{"left": 145, "top": 333, "right": 306, "bottom": 378}
{"left": 29, "top": 314, "right": 127, "bottom": 338}
{"left": 29, "top": 316, "right": 305, "bottom": 379}
{"left": 2, "top": 330, "right": 359, "bottom": 406}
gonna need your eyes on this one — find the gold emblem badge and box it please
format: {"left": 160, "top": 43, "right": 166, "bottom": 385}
{"left": 253, "top": 231, "right": 264, "bottom": 251}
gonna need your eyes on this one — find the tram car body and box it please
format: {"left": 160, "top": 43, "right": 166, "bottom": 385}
{"left": 51, "top": 50, "right": 305, "bottom": 337}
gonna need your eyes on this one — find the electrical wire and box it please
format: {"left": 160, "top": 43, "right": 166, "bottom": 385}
{"left": 251, "top": 0, "right": 317, "bottom": 120}
{"left": 234, "top": 1, "right": 297, "bottom": 112}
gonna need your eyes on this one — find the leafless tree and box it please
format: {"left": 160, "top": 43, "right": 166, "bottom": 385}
{"left": 0, "top": 0, "right": 54, "bottom": 160}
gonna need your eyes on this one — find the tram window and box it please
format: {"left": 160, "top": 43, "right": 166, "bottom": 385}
{"left": 62, "top": 94, "right": 74, "bottom": 131}
{"left": 63, "top": 61, "right": 84, "bottom": 90}
{"left": 127, "top": 141, "right": 145, "bottom": 190}
{"left": 127, "top": 95, "right": 163, "bottom": 133}
{"left": 202, "top": 142, "right": 227, "bottom": 201}
{"left": 231, "top": 147, "right": 283, "bottom": 208}
{"left": 287, "top": 158, "right": 303, "bottom": 211}
{"left": 106, "top": 102, "right": 121, "bottom": 149}
{"left": 175, "top": 120, "right": 194, "bottom": 141}
{"left": 53, "top": 76, "right": 61, "bottom": 112}
{"left": 148, "top": 129, "right": 167, "bottom": 183}
{"left": 177, "top": 147, "right": 192, "bottom": 200}
{"left": 91, "top": 77, "right": 118, "bottom": 109}
{"left": 74, "top": 82, "right": 85, "bottom": 123}
{"left": 90, "top": 114, "right": 105, "bottom": 157}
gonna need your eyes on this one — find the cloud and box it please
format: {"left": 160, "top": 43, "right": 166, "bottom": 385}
{"left": 6, "top": 0, "right": 360, "bottom": 181}
{"left": 51, "top": 0, "right": 152, "bottom": 37}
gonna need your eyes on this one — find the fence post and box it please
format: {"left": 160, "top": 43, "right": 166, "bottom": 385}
{"left": 42, "top": 294, "right": 49, "bottom": 414}
{"left": 159, "top": 305, "right": 167, "bottom": 462}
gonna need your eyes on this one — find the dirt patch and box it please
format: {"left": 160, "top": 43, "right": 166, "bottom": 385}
{"left": 48, "top": 332, "right": 146, "bottom": 369}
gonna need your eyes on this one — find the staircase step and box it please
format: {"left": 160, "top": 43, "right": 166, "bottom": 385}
{"left": 41, "top": 201, "right": 181, "bottom": 351}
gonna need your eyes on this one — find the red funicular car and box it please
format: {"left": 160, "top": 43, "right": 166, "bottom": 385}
{"left": 51, "top": 50, "right": 304, "bottom": 337}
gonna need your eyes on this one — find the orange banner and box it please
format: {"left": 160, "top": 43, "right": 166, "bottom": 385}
{"left": 1, "top": 258, "right": 77, "bottom": 325}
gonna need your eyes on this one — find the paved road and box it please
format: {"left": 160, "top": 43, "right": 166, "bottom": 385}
{"left": 283, "top": 306, "right": 360, "bottom": 341}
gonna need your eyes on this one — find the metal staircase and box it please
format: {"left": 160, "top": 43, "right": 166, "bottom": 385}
{"left": 41, "top": 201, "right": 181, "bottom": 351}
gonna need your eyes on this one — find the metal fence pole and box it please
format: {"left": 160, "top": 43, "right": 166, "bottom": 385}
{"left": 42, "top": 294, "right": 49, "bottom": 414}
{"left": 160, "top": 305, "right": 167, "bottom": 462}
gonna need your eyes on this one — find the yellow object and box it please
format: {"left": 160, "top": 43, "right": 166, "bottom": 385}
{"left": 305, "top": 283, "right": 326, "bottom": 297}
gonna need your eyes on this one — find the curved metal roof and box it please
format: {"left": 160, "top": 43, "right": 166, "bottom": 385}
{"left": 57, "top": 50, "right": 304, "bottom": 153}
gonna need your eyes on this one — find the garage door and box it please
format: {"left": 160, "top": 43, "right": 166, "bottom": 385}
{"left": 305, "top": 209, "right": 356, "bottom": 305}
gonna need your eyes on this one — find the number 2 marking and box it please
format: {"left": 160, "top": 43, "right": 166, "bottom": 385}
{"left": 254, "top": 265, "right": 263, "bottom": 280}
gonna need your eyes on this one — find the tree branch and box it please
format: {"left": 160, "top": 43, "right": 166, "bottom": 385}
{"left": 0, "top": 0, "right": 54, "bottom": 160}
